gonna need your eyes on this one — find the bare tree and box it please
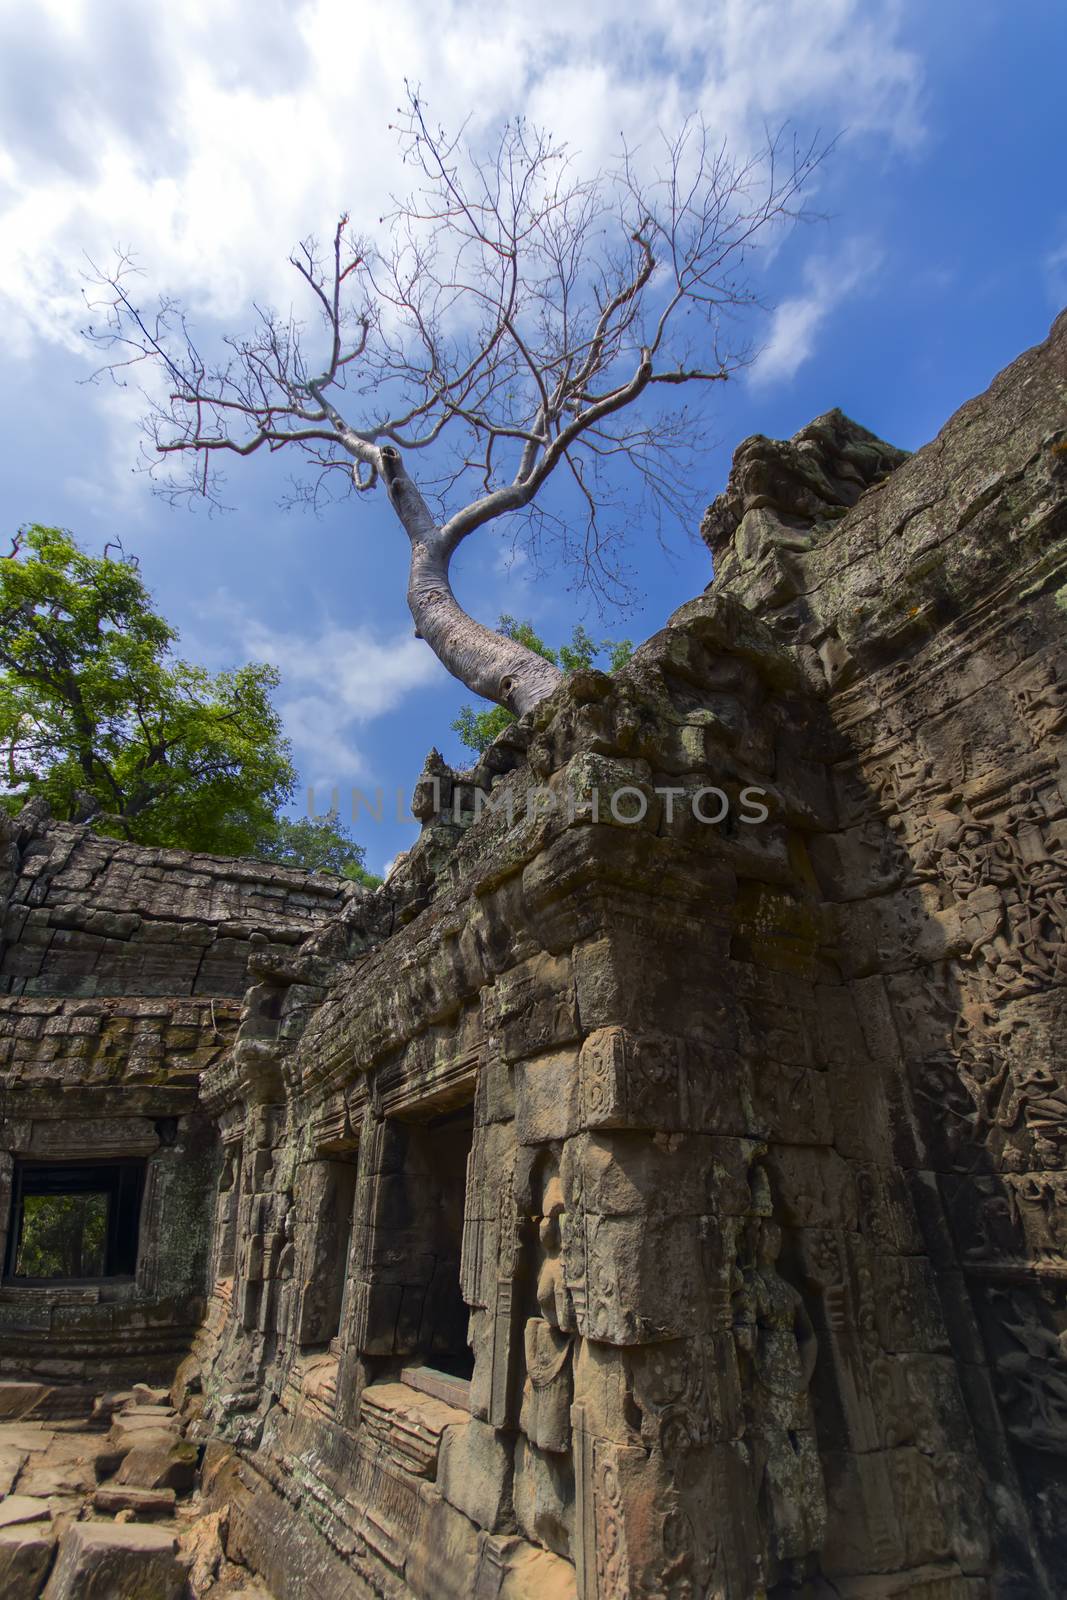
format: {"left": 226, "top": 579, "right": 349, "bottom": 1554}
{"left": 85, "top": 91, "right": 825, "bottom": 716}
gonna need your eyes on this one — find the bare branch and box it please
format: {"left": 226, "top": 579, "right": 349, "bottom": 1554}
{"left": 84, "top": 88, "right": 830, "bottom": 712}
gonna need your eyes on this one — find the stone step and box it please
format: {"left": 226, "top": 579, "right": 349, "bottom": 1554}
{"left": 93, "top": 1484, "right": 177, "bottom": 1518}
{"left": 0, "top": 1495, "right": 51, "bottom": 1530}
{"left": 0, "top": 1425, "right": 53, "bottom": 1454}
{"left": 0, "top": 1383, "right": 52, "bottom": 1423}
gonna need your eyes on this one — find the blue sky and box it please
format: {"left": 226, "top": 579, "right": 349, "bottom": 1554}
{"left": 1, "top": 0, "right": 1065, "bottom": 872}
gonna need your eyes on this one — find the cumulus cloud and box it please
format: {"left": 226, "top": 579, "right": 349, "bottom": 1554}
{"left": 192, "top": 593, "right": 446, "bottom": 787}
{"left": 746, "top": 235, "right": 884, "bottom": 387}
{"left": 0, "top": 0, "right": 924, "bottom": 360}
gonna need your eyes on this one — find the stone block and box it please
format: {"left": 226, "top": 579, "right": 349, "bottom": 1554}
{"left": 821, "top": 1449, "right": 905, "bottom": 1576}
{"left": 488, "top": 953, "right": 581, "bottom": 1065}
{"left": 571, "top": 1408, "right": 672, "bottom": 1600}
{"left": 92, "top": 1484, "right": 177, "bottom": 1517}
{"left": 514, "top": 1050, "right": 580, "bottom": 1144}
{"left": 577, "top": 1027, "right": 683, "bottom": 1131}
{"left": 405, "top": 1483, "right": 480, "bottom": 1600}
{"left": 115, "top": 1435, "right": 198, "bottom": 1492}
{"left": 557, "top": 1176, "right": 706, "bottom": 1344}
{"left": 0, "top": 1525, "right": 54, "bottom": 1599}
{"left": 871, "top": 1259, "right": 950, "bottom": 1355}
{"left": 831, "top": 1573, "right": 986, "bottom": 1599}
{"left": 0, "top": 1496, "right": 51, "bottom": 1530}
{"left": 750, "top": 1058, "right": 833, "bottom": 1144}
{"left": 16, "top": 1459, "right": 95, "bottom": 1499}
{"left": 0, "top": 1447, "right": 27, "bottom": 1496}
{"left": 571, "top": 1340, "right": 634, "bottom": 1448}
{"left": 561, "top": 1129, "right": 703, "bottom": 1217}
{"left": 358, "top": 1381, "right": 467, "bottom": 1477}
{"left": 764, "top": 1144, "right": 859, "bottom": 1230}
{"left": 436, "top": 1418, "right": 514, "bottom": 1533}
{"left": 42, "top": 1522, "right": 186, "bottom": 1600}
{"left": 0, "top": 1383, "right": 51, "bottom": 1422}
{"left": 477, "top": 1536, "right": 577, "bottom": 1600}
{"left": 0, "top": 1425, "right": 53, "bottom": 1454}
{"left": 513, "top": 1436, "right": 574, "bottom": 1559}
{"left": 108, "top": 1415, "right": 176, "bottom": 1450}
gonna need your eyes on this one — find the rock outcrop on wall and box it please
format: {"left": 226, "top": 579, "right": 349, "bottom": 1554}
{"left": 0, "top": 310, "right": 1063, "bottom": 1599}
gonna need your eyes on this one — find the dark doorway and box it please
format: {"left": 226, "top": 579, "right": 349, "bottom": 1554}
{"left": 4, "top": 1160, "right": 145, "bottom": 1280}
{"left": 407, "top": 1103, "right": 475, "bottom": 1379}
{"left": 298, "top": 1155, "right": 359, "bottom": 1347}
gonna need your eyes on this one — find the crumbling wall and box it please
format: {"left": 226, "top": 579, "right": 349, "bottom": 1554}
{"left": 0, "top": 810, "right": 355, "bottom": 1400}
{"left": 0, "top": 811, "right": 349, "bottom": 998}
{"left": 178, "top": 313, "right": 1064, "bottom": 1600}
{"left": 0, "top": 313, "right": 1063, "bottom": 1599}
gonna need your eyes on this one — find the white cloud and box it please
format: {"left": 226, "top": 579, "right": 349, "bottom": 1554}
{"left": 1045, "top": 233, "right": 1067, "bottom": 309}
{"left": 192, "top": 593, "right": 446, "bottom": 785}
{"left": 0, "top": 0, "right": 924, "bottom": 361}
{"left": 746, "top": 235, "right": 884, "bottom": 387}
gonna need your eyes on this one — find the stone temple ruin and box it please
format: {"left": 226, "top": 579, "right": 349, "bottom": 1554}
{"left": 0, "top": 310, "right": 1063, "bottom": 1598}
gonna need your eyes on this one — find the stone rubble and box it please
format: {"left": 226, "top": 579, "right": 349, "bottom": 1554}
{"left": 0, "top": 1391, "right": 279, "bottom": 1598}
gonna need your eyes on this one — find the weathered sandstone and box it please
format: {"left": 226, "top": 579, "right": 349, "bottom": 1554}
{"left": 0, "top": 309, "right": 1063, "bottom": 1597}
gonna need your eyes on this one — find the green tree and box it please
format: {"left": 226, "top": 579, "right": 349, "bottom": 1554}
{"left": 15, "top": 1193, "right": 107, "bottom": 1279}
{"left": 0, "top": 525, "right": 299, "bottom": 857}
{"left": 452, "top": 616, "right": 632, "bottom": 756}
{"left": 250, "top": 810, "right": 382, "bottom": 887}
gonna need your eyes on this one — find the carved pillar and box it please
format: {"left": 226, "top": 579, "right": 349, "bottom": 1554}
{"left": 460, "top": 1130, "right": 487, "bottom": 1311}
{"left": 466, "top": 1119, "right": 525, "bottom": 1431}
{"left": 559, "top": 1109, "right": 753, "bottom": 1597}
{"left": 488, "top": 1152, "right": 523, "bottom": 1428}
{"left": 344, "top": 1108, "right": 388, "bottom": 1355}
{"left": 571, "top": 1402, "right": 648, "bottom": 1600}
{"left": 210, "top": 1141, "right": 242, "bottom": 1284}
{"left": 802, "top": 1225, "right": 904, "bottom": 1572}
{"left": 134, "top": 1156, "right": 164, "bottom": 1298}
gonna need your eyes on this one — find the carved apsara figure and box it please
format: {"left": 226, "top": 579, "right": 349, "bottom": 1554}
{"left": 996, "top": 1299, "right": 1067, "bottom": 1451}
{"left": 520, "top": 1172, "right": 575, "bottom": 1453}
{"left": 732, "top": 1170, "right": 827, "bottom": 1575}
{"left": 271, "top": 1203, "right": 298, "bottom": 1343}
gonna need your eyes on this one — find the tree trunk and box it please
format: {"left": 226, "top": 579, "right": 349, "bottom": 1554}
{"left": 375, "top": 444, "right": 564, "bottom": 716}
{"left": 407, "top": 539, "right": 563, "bottom": 716}
{"left": 374, "top": 443, "right": 565, "bottom": 715}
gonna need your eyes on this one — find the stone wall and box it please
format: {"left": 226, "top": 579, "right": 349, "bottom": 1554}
{"left": 703, "top": 306, "right": 1067, "bottom": 1592}
{"left": 0, "top": 809, "right": 354, "bottom": 1400}
{"left": 187, "top": 580, "right": 1000, "bottom": 1598}
{"left": 0, "top": 311, "right": 1063, "bottom": 1598}
{"left": 0, "top": 810, "right": 350, "bottom": 999}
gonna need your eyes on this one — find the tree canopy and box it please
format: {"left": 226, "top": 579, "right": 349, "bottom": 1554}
{"left": 0, "top": 525, "right": 373, "bottom": 879}
{"left": 452, "top": 615, "right": 631, "bottom": 756}
{"left": 249, "top": 810, "right": 380, "bottom": 886}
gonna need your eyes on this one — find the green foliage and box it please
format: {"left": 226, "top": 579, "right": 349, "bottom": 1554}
{"left": 452, "top": 616, "right": 633, "bottom": 756}
{"left": 495, "top": 615, "right": 560, "bottom": 665}
{"left": 451, "top": 702, "right": 515, "bottom": 757}
{"left": 250, "top": 810, "right": 382, "bottom": 886}
{"left": 16, "top": 1192, "right": 107, "bottom": 1279}
{"left": 0, "top": 525, "right": 295, "bottom": 855}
